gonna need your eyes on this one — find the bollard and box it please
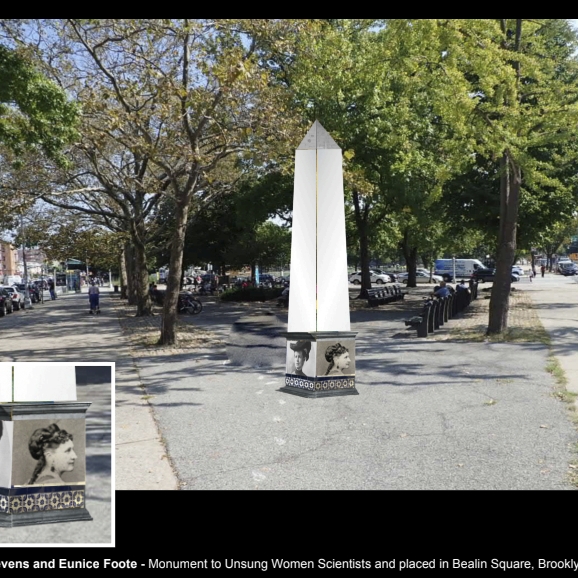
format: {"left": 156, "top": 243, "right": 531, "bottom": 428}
{"left": 427, "top": 300, "right": 435, "bottom": 333}
{"left": 432, "top": 299, "right": 441, "bottom": 330}
{"left": 417, "top": 302, "right": 431, "bottom": 337}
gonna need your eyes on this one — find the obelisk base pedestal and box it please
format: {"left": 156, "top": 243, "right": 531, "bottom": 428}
{"left": 280, "top": 332, "right": 358, "bottom": 398}
{"left": 0, "top": 507, "right": 92, "bottom": 527}
{"left": 0, "top": 402, "right": 92, "bottom": 527}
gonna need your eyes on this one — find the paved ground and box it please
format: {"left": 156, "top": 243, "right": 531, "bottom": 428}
{"left": 522, "top": 274, "right": 578, "bottom": 403}
{"left": 0, "top": 276, "right": 576, "bottom": 496}
{"left": 126, "top": 276, "right": 578, "bottom": 490}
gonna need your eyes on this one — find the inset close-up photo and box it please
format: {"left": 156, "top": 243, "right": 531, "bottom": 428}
{"left": 0, "top": 363, "right": 113, "bottom": 546}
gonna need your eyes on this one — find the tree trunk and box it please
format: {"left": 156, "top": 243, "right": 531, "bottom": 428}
{"left": 160, "top": 195, "right": 191, "bottom": 345}
{"left": 488, "top": 152, "right": 521, "bottom": 334}
{"left": 401, "top": 228, "right": 418, "bottom": 287}
{"left": 125, "top": 242, "right": 137, "bottom": 306}
{"left": 119, "top": 247, "right": 128, "bottom": 299}
{"left": 133, "top": 221, "right": 153, "bottom": 316}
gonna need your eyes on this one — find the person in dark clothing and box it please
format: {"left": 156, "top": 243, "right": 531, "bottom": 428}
{"left": 48, "top": 278, "right": 56, "bottom": 300}
{"left": 433, "top": 281, "right": 451, "bottom": 298}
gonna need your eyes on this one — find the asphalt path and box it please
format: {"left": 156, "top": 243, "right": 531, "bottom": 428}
{"left": 1, "top": 279, "right": 576, "bottom": 496}
{"left": 137, "top": 284, "right": 577, "bottom": 490}
{"left": 520, "top": 273, "right": 578, "bottom": 403}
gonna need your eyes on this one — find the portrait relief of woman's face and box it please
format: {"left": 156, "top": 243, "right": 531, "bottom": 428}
{"left": 47, "top": 439, "right": 77, "bottom": 474}
{"left": 334, "top": 351, "right": 351, "bottom": 372}
{"left": 318, "top": 340, "right": 356, "bottom": 377}
{"left": 294, "top": 350, "right": 305, "bottom": 372}
{"left": 286, "top": 341, "right": 316, "bottom": 377}
{"left": 10, "top": 418, "right": 86, "bottom": 487}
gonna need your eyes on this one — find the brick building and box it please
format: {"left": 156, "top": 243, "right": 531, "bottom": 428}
{"left": 0, "top": 241, "right": 18, "bottom": 280}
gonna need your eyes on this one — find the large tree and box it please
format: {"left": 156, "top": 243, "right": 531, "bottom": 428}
{"left": 12, "top": 19, "right": 314, "bottom": 344}
{"left": 0, "top": 40, "right": 79, "bottom": 230}
{"left": 289, "top": 20, "right": 479, "bottom": 291}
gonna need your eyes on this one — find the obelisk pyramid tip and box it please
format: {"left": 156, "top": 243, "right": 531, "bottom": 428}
{"left": 297, "top": 120, "right": 341, "bottom": 150}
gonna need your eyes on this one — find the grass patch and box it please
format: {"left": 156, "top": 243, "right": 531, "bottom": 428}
{"left": 546, "top": 355, "right": 568, "bottom": 388}
{"left": 546, "top": 354, "right": 578, "bottom": 432}
{"left": 569, "top": 465, "right": 578, "bottom": 487}
{"left": 487, "top": 326, "right": 550, "bottom": 344}
{"left": 445, "top": 325, "right": 550, "bottom": 344}
{"left": 569, "top": 444, "right": 578, "bottom": 487}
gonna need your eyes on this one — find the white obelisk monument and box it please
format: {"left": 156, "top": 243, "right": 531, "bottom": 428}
{"left": 281, "top": 121, "right": 358, "bottom": 397}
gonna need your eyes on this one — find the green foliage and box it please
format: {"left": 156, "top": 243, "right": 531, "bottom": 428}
{"left": 27, "top": 213, "right": 124, "bottom": 272}
{"left": 219, "top": 286, "right": 283, "bottom": 302}
{"left": 178, "top": 172, "right": 292, "bottom": 272}
{"left": 0, "top": 44, "right": 79, "bottom": 163}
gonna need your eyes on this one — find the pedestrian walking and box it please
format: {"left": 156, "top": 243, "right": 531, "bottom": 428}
{"left": 48, "top": 278, "right": 56, "bottom": 300}
{"left": 88, "top": 283, "right": 100, "bottom": 314}
{"left": 529, "top": 268, "right": 535, "bottom": 282}
{"left": 541, "top": 264, "right": 546, "bottom": 278}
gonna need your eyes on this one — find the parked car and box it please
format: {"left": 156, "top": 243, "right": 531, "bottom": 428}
{"left": 373, "top": 269, "right": 398, "bottom": 282}
{"left": 398, "top": 271, "right": 443, "bottom": 284}
{"left": 512, "top": 265, "right": 524, "bottom": 276}
{"left": 257, "top": 274, "right": 275, "bottom": 286}
{"left": 201, "top": 273, "right": 219, "bottom": 283}
{"left": 348, "top": 270, "right": 391, "bottom": 284}
{"left": 14, "top": 283, "right": 41, "bottom": 303}
{"left": 558, "top": 261, "right": 576, "bottom": 274}
{"left": 560, "top": 264, "right": 578, "bottom": 276}
{"left": 0, "top": 288, "right": 14, "bottom": 316}
{"left": 472, "top": 268, "right": 519, "bottom": 283}
{"left": 3, "top": 286, "right": 24, "bottom": 310}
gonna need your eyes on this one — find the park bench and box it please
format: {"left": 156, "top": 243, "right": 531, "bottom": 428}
{"left": 366, "top": 284, "right": 406, "bottom": 307}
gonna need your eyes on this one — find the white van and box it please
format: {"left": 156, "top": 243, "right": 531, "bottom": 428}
{"left": 434, "top": 259, "right": 485, "bottom": 282}
{"left": 3, "top": 275, "right": 22, "bottom": 286}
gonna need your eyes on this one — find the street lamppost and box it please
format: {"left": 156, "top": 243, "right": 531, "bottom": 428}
{"left": 20, "top": 213, "right": 32, "bottom": 309}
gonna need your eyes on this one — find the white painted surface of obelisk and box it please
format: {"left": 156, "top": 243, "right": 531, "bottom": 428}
{"left": 288, "top": 121, "right": 350, "bottom": 333}
{"left": 0, "top": 363, "right": 11, "bottom": 402}
{"left": 287, "top": 149, "right": 317, "bottom": 332}
{"left": 13, "top": 363, "right": 77, "bottom": 402}
{"left": 316, "top": 148, "right": 350, "bottom": 331}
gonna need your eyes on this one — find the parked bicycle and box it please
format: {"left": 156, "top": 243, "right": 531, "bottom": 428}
{"left": 177, "top": 291, "right": 202, "bottom": 315}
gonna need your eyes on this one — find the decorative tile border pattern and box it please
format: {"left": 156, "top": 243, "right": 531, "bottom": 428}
{"left": 3, "top": 490, "right": 84, "bottom": 514}
{"left": 285, "top": 376, "right": 315, "bottom": 391}
{"left": 315, "top": 377, "right": 355, "bottom": 391}
{"left": 285, "top": 375, "right": 355, "bottom": 391}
